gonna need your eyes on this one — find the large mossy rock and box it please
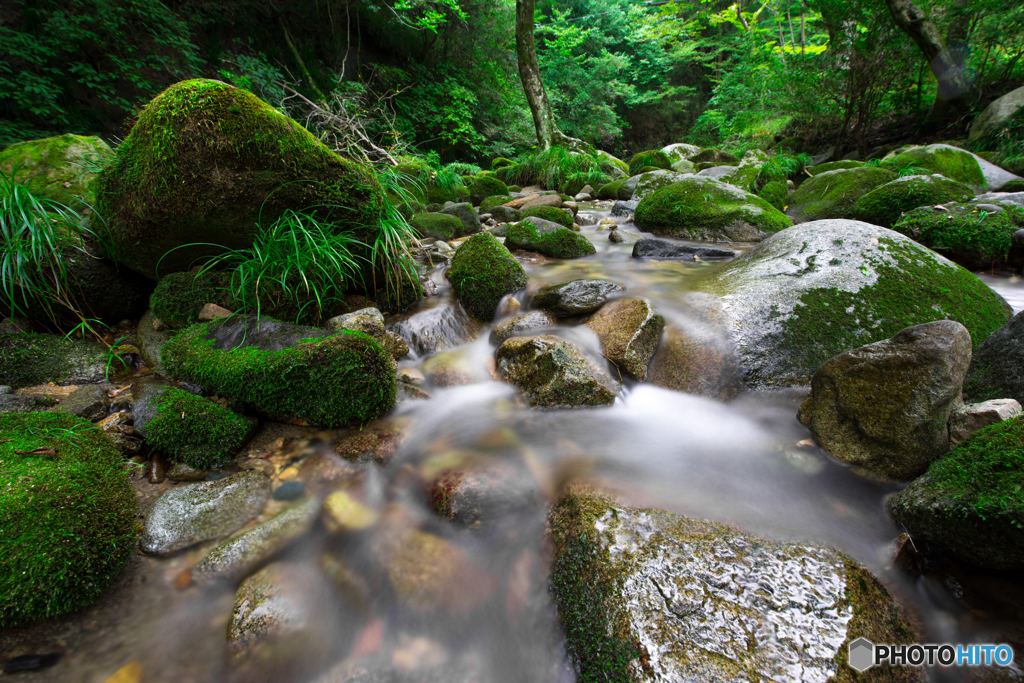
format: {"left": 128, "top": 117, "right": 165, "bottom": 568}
{"left": 634, "top": 177, "right": 791, "bottom": 242}
{"left": 447, "top": 232, "right": 528, "bottom": 321}
{"left": 798, "top": 321, "right": 972, "bottom": 481}
{"left": 627, "top": 150, "right": 671, "bottom": 176}
{"left": 0, "top": 333, "right": 110, "bottom": 388}
{"left": 505, "top": 218, "right": 596, "bottom": 258}
{"left": 660, "top": 143, "right": 701, "bottom": 165}
{"left": 964, "top": 309, "right": 1024, "bottom": 405}
{"left": 550, "top": 486, "right": 922, "bottom": 683}
{"left": 441, "top": 202, "right": 482, "bottom": 237}
{"left": 887, "top": 144, "right": 987, "bottom": 191}
{"left": 521, "top": 205, "right": 574, "bottom": 229}
{"left": 807, "top": 160, "right": 864, "bottom": 175}
{"left": 892, "top": 203, "right": 1024, "bottom": 269}
{"left": 410, "top": 212, "right": 460, "bottom": 241}
{"left": 629, "top": 170, "right": 692, "bottom": 203}
{"left": 887, "top": 415, "right": 1024, "bottom": 569}
{"left": 149, "top": 270, "right": 226, "bottom": 330}
{"left": 468, "top": 175, "right": 509, "bottom": 205}
{"left": 786, "top": 167, "right": 896, "bottom": 223}
{"left": 969, "top": 86, "right": 1024, "bottom": 143}
{"left": 854, "top": 175, "right": 975, "bottom": 228}
{"left": 161, "top": 315, "right": 396, "bottom": 427}
{"left": 0, "top": 411, "right": 137, "bottom": 624}
{"left": 693, "top": 220, "right": 1012, "bottom": 389}
{"left": 0, "top": 134, "right": 112, "bottom": 209}
{"left": 495, "top": 335, "right": 618, "bottom": 408}
{"left": 97, "top": 79, "right": 384, "bottom": 279}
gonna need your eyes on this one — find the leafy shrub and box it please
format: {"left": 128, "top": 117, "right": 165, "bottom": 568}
{"left": 497, "top": 146, "right": 618, "bottom": 195}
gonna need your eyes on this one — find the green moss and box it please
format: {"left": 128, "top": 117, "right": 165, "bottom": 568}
{"left": 776, "top": 238, "right": 1010, "bottom": 384}
{"left": 758, "top": 180, "right": 787, "bottom": 210}
{"left": 0, "top": 134, "right": 112, "bottom": 210}
{"left": 447, "top": 232, "right": 528, "bottom": 321}
{"left": 807, "top": 160, "right": 864, "bottom": 175}
{"left": 628, "top": 150, "right": 671, "bottom": 176}
{"left": 893, "top": 204, "right": 1021, "bottom": 259}
{"left": 480, "top": 195, "right": 514, "bottom": 211}
{"left": 521, "top": 206, "right": 574, "bottom": 229}
{"left": 0, "top": 332, "right": 109, "bottom": 388}
{"left": 597, "top": 179, "right": 625, "bottom": 200}
{"left": 0, "top": 411, "right": 137, "bottom": 624}
{"left": 890, "top": 146, "right": 987, "bottom": 189}
{"left": 144, "top": 387, "right": 251, "bottom": 469}
{"left": 786, "top": 167, "right": 896, "bottom": 222}
{"left": 409, "top": 212, "right": 460, "bottom": 241}
{"left": 150, "top": 270, "right": 225, "bottom": 329}
{"left": 691, "top": 148, "right": 739, "bottom": 164}
{"left": 491, "top": 157, "right": 513, "bottom": 169}
{"left": 161, "top": 319, "right": 396, "bottom": 427}
{"left": 96, "top": 79, "right": 384, "bottom": 278}
{"left": 505, "top": 221, "right": 596, "bottom": 258}
{"left": 854, "top": 175, "right": 975, "bottom": 228}
{"left": 468, "top": 175, "right": 509, "bottom": 205}
{"left": 634, "top": 178, "right": 791, "bottom": 239}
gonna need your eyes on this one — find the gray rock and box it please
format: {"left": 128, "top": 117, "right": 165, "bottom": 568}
{"left": 489, "top": 205, "right": 522, "bottom": 223}
{"left": 585, "top": 298, "right": 665, "bottom": 381}
{"left": 610, "top": 200, "right": 637, "bottom": 217}
{"left": 631, "top": 238, "right": 737, "bottom": 260}
{"left": 54, "top": 384, "right": 109, "bottom": 421}
{"left": 617, "top": 175, "right": 639, "bottom": 200}
{"left": 389, "top": 299, "right": 483, "bottom": 356}
{"left": 964, "top": 309, "right": 1024, "bottom": 404}
{"left": 325, "top": 307, "right": 386, "bottom": 338}
{"left": 441, "top": 202, "right": 482, "bottom": 237}
{"left": 631, "top": 170, "right": 692, "bottom": 202}
{"left": 969, "top": 85, "right": 1024, "bottom": 143}
{"left": 530, "top": 279, "right": 625, "bottom": 317}
{"left": 489, "top": 310, "right": 558, "bottom": 346}
{"left": 608, "top": 230, "right": 624, "bottom": 244}
{"left": 194, "top": 497, "right": 319, "bottom": 581}
{"left": 660, "top": 142, "right": 701, "bottom": 164}
{"left": 0, "top": 394, "right": 56, "bottom": 414}
{"left": 950, "top": 398, "right": 1022, "bottom": 445}
{"left": 0, "top": 385, "right": 10, "bottom": 394}
{"left": 693, "top": 220, "right": 1011, "bottom": 389}
{"left": 519, "top": 194, "right": 563, "bottom": 211}
{"left": 574, "top": 192, "right": 592, "bottom": 202}
{"left": 695, "top": 165, "right": 738, "bottom": 179}
{"left": 140, "top": 470, "right": 272, "bottom": 555}
{"left": 136, "top": 309, "right": 173, "bottom": 375}
{"left": 1015, "top": 229, "right": 1024, "bottom": 247}
{"left": 495, "top": 335, "right": 618, "bottom": 408}
{"left": 974, "top": 191, "right": 1024, "bottom": 208}
{"left": 798, "top": 321, "right": 972, "bottom": 481}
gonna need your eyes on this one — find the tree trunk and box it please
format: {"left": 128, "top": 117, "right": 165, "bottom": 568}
{"left": 515, "top": 0, "right": 562, "bottom": 149}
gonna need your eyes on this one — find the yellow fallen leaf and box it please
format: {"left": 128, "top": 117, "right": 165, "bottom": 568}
{"left": 104, "top": 662, "right": 142, "bottom": 683}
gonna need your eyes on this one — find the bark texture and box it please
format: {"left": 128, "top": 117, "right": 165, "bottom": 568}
{"left": 515, "top": 0, "right": 562, "bottom": 149}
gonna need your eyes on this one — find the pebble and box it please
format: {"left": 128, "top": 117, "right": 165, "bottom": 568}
{"left": 322, "top": 490, "right": 379, "bottom": 533}
{"left": 272, "top": 481, "right": 306, "bottom": 501}
{"left": 198, "top": 303, "right": 233, "bottom": 321}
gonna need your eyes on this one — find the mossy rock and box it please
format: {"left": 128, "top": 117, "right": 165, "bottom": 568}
{"left": 887, "top": 415, "right": 1024, "bottom": 569}
{"left": 854, "top": 174, "right": 975, "bottom": 228}
{"left": 0, "top": 333, "right": 110, "bottom": 388}
{"left": 507, "top": 184, "right": 522, "bottom": 193}
{"left": 468, "top": 175, "right": 509, "bottom": 205}
{"left": 424, "top": 183, "right": 468, "bottom": 205}
{"left": 521, "top": 206, "right": 573, "bottom": 229}
{"left": 693, "top": 220, "right": 1012, "bottom": 389}
{"left": 97, "top": 79, "right": 385, "bottom": 279}
{"left": 161, "top": 316, "right": 396, "bottom": 427}
{"left": 596, "top": 179, "right": 625, "bottom": 200}
{"left": 769, "top": 136, "right": 804, "bottom": 153}
{"left": 1002, "top": 179, "right": 1024, "bottom": 192}
{"left": 786, "top": 167, "right": 896, "bottom": 223}
{"left": 505, "top": 219, "right": 596, "bottom": 259}
{"left": 0, "top": 411, "right": 138, "bottom": 624}
{"left": 892, "top": 203, "right": 1024, "bottom": 266}
{"left": 691, "top": 148, "right": 739, "bottom": 164}
{"left": 410, "top": 212, "right": 460, "bottom": 241}
{"left": 724, "top": 150, "right": 770, "bottom": 193}
{"left": 0, "top": 134, "right": 112, "bottom": 210}
{"left": 495, "top": 335, "right": 617, "bottom": 407}
{"left": 807, "top": 160, "right": 865, "bottom": 175}
{"left": 963, "top": 310, "right": 1024, "bottom": 405}
{"left": 634, "top": 176, "right": 792, "bottom": 241}
{"left": 134, "top": 387, "right": 254, "bottom": 469}
{"left": 758, "top": 180, "right": 787, "bottom": 210}
{"left": 550, "top": 486, "right": 922, "bottom": 683}
{"left": 889, "top": 144, "right": 987, "bottom": 191}
{"left": 447, "top": 232, "right": 528, "bottom": 321}
{"left": 627, "top": 150, "right": 671, "bottom": 176}
{"left": 150, "top": 270, "right": 226, "bottom": 330}
{"left": 630, "top": 170, "right": 692, "bottom": 203}
{"left": 480, "top": 195, "right": 514, "bottom": 212}
{"left": 491, "top": 157, "right": 513, "bottom": 170}
{"left": 660, "top": 143, "right": 701, "bottom": 165}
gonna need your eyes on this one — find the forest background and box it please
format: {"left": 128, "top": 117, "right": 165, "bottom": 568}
{"left": 2, "top": 0, "right": 1023, "bottom": 164}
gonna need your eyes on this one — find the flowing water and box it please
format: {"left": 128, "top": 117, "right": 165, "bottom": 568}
{"left": 4, "top": 206, "right": 1022, "bottom": 683}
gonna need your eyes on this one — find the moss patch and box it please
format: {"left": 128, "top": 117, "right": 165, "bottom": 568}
{"left": 0, "top": 134, "right": 112, "bottom": 210}
{"left": 786, "top": 167, "right": 896, "bottom": 222}
{"left": 0, "top": 333, "right": 109, "bottom": 388}
{"left": 468, "top": 175, "right": 509, "bottom": 205}
{"left": 150, "top": 270, "right": 226, "bottom": 329}
{"left": 757, "top": 180, "right": 787, "bottom": 210}
{"left": 854, "top": 175, "right": 975, "bottom": 228}
{"left": 890, "top": 145, "right": 987, "bottom": 190}
{"left": 521, "top": 205, "right": 574, "bottom": 229}
{"left": 627, "top": 150, "right": 671, "bottom": 176}
{"left": 597, "top": 179, "right": 625, "bottom": 200}
{"left": 807, "top": 160, "right": 864, "bottom": 175}
{"left": 410, "top": 212, "right": 460, "bottom": 241}
{"left": 447, "top": 232, "right": 528, "bottom": 321}
{"left": 480, "top": 195, "right": 514, "bottom": 211}
{"left": 505, "top": 221, "right": 596, "bottom": 258}
{"left": 893, "top": 204, "right": 1024, "bottom": 260}
{"left": 0, "top": 411, "right": 137, "bottom": 624}
{"left": 142, "top": 387, "right": 252, "bottom": 469}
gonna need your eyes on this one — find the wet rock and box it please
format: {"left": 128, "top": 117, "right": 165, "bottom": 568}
{"left": 610, "top": 200, "right": 637, "bottom": 217}
{"left": 147, "top": 451, "right": 171, "bottom": 483}
{"left": 489, "top": 310, "right": 558, "bottom": 346}
{"left": 297, "top": 448, "right": 365, "bottom": 496}
{"left": 648, "top": 317, "right": 742, "bottom": 402}
{"left": 495, "top": 335, "right": 618, "bottom": 408}
{"left": 428, "top": 460, "right": 536, "bottom": 529}
{"left": 608, "top": 230, "right": 624, "bottom": 244}
{"left": 333, "top": 417, "right": 409, "bottom": 465}
{"left": 798, "top": 321, "right": 972, "bottom": 481}
{"left": 505, "top": 219, "right": 596, "bottom": 259}
{"left": 585, "top": 299, "right": 665, "bottom": 382}
{"left": 140, "top": 470, "right": 271, "bottom": 555}
{"left": 2, "top": 653, "right": 61, "bottom": 674}
{"left": 327, "top": 308, "right": 386, "bottom": 338}
{"left": 551, "top": 486, "right": 923, "bottom": 683}
{"left": 194, "top": 497, "right": 319, "bottom": 581}
{"left": 422, "top": 348, "right": 480, "bottom": 387}
{"left": 530, "top": 279, "right": 625, "bottom": 317}
{"left": 964, "top": 309, "right": 1024, "bottom": 405}
{"left": 322, "top": 490, "right": 379, "bottom": 533}
{"left": 383, "top": 331, "right": 410, "bottom": 359}
{"left": 0, "top": 394, "right": 57, "bottom": 414}
{"left": 488, "top": 205, "right": 522, "bottom": 223}
{"left": 949, "top": 398, "right": 1022, "bottom": 445}
{"left": 136, "top": 309, "right": 173, "bottom": 374}
{"left": 273, "top": 480, "right": 306, "bottom": 501}
{"left": 440, "top": 202, "right": 482, "bottom": 237}
{"left": 447, "top": 233, "right": 528, "bottom": 322}
{"left": 0, "top": 333, "right": 109, "bottom": 388}
{"left": 692, "top": 220, "right": 1011, "bottom": 389}
{"left": 631, "top": 238, "right": 737, "bottom": 260}
{"left": 389, "top": 298, "right": 483, "bottom": 356}
{"left": 167, "top": 462, "right": 207, "bottom": 481}
{"left": 887, "top": 415, "right": 1024, "bottom": 569}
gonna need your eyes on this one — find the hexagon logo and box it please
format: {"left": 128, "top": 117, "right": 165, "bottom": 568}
{"left": 848, "top": 637, "right": 875, "bottom": 672}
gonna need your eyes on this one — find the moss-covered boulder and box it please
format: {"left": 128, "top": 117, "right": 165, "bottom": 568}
{"left": 597, "top": 179, "right": 626, "bottom": 200}
{"left": 585, "top": 299, "right": 664, "bottom": 381}
{"left": 0, "top": 411, "right": 137, "bottom": 624}
{"left": 550, "top": 486, "right": 922, "bottom": 683}
{"left": 630, "top": 170, "right": 692, "bottom": 203}
{"left": 410, "top": 212, "right": 460, "bottom": 241}
{"left": 495, "top": 335, "right": 618, "bottom": 408}
{"left": 963, "top": 309, "right": 1024, "bottom": 405}
{"left": 0, "top": 134, "right": 112, "bottom": 209}
{"left": 480, "top": 195, "right": 514, "bottom": 211}
{"left": 134, "top": 387, "right": 254, "bottom": 469}
{"left": 808, "top": 160, "right": 865, "bottom": 175}
{"left": 691, "top": 148, "right": 739, "bottom": 164}
{"left": 0, "top": 333, "right": 111, "bottom": 388}
{"left": 468, "top": 175, "right": 509, "bottom": 205}
{"left": 505, "top": 218, "right": 596, "bottom": 258}
{"left": 627, "top": 150, "right": 671, "bottom": 176}
{"left": 440, "top": 202, "right": 482, "bottom": 237}
{"left": 786, "top": 167, "right": 896, "bottom": 223}
{"left": 520, "top": 205, "right": 573, "bottom": 229}
{"left": 892, "top": 203, "right": 1024, "bottom": 269}
{"left": 693, "top": 220, "right": 1012, "bottom": 389}
{"left": 447, "top": 232, "right": 528, "bottom": 321}
{"left": 757, "top": 179, "right": 787, "bottom": 210}
{"left": 887, "top": 415, "right": 1024, "bottom": 569}
{"left": 491, "top": 157, "right": 514, "bottom": 169}
{"left": 149, "top": 270, "right": 226, "bottom": 330}
{"left": 888, "top": 144, "right": 987, "bottom": 192}
{"left": 854, "top": 174, "right": 975, "bottom": 228}
{"left": 161, "top": 315, "right": 396, "bottom": 427}
{"left": 97, "top": 79, "right": 385, "bottom": 279}
{"left": 634, "top": 177, "right": 792, "bottom": 241}
{"left": 660, "top": 143, "right": 701, "bottom": 165}
{"left": 721, "top": 149, "right": 769, "bottom": 193}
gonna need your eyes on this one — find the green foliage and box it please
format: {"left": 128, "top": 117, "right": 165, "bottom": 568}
{"left": 521, "top": 206, "right": 574, "bottom": 229}
{"left": 144, "top": 388, "right": 251, "bottom": 469}
{"left": 497, "top": 146, "right": 618, "bottom": 194}
{"left": 970, "top": 108, "right": 1024, "bottom": 175}
{"left": 755, "top": 153, "right": 811, "bottom": 190}
{"left": 0, "top": 411, "right": 137, "bottom": 624}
